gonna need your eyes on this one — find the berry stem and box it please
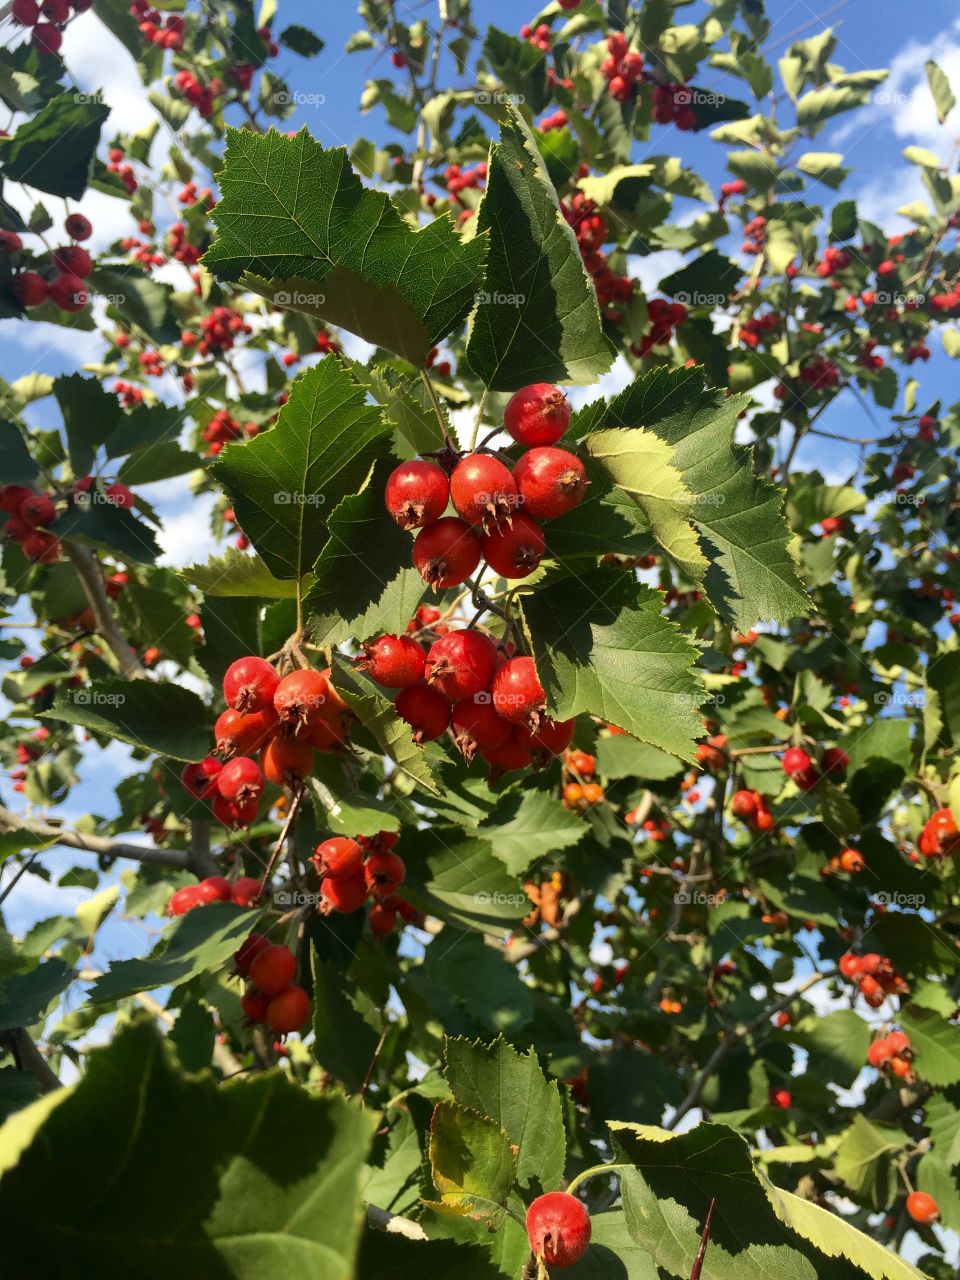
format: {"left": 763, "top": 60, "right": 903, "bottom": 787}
{"left": 419, "top": 368, "right": 454, "bottom": 447}
{"left": 257, "top": 782, "right": 305, "bottom": 900}
{"left": 564, "top": 1161, "right": 630, "bottom": 1198}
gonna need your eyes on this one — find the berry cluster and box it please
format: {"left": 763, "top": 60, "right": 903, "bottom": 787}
{"left": 839, "top": 951, "right": 909, "bottom": 1007}
{"left": 780, "top": 743, "right": 848, "bottom": 790}
{"left": 310, "top": 831, "right": 418, "bottom": 934}
{"left": 730, "top": 788, "right": 774, "bottom": 832}
{"left": 0, "top": 484, "right": 61, "bottom": 563}
{"left": 11, "top": 0, "right": 90, "bottom": 56}
{"left": 601, "top": 33, "right": 644, "bottom": 102}
{"left": 442, "top": 162, "right": 487, "bottom": 205}
{"left": 918, "top": 806, "right": 960, "bottom": 857}
{"left": 866, "top": 1030, "right": 915, "bottom": 1081}
{"left": 167, "top": 221, "right": 202, "bottom": 267}
{"left": 823, "top": 845, "right": 865, "bottom": 875}
{"left": 107, "top": 146, "right": 138, "bottom": 195}
{"left": 203, "top": 409, "right": 245, "bottom": 455}
{"left": 520, "top": 21, "right": 551, "bottom": 52}
{"left": 131, "top": 2, "right": 184, "bottom": 50}
{"left": 4, "top": 213, "right": 94, "bottom": 314}
{"left": 167, "top": 874, "right": 260, "bottom": 916}
{"left": 740, "top": 312, "right": 778, "bottom": 348}
{"left": 635, "top": 297, "right": 688, "bottom": 357}
{"left": 174, "top": 69, "right": 224, "bottom": 119}
{"left": 235, "top": 937, "right": 311, "bottom": 1034}
{"left": 651, "top": 82, "right": 695, "bottom": 129}
{"left": 718, "top": 177, "right": 747, "bottom": 210}
{"left": 741, "top": 214, "right": 766, "bottom": 254}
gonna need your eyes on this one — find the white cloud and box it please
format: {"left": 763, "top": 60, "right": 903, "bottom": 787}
{"left": 156, "top": 493, "right": 219, "bottom": 567}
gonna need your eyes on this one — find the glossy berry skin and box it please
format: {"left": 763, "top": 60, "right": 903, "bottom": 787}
{"left": 266, "top": 984, "right": 311, "bottom": 1033}
{"left": 482, "top": 513, "right": 545, "bottom": 579}
{"left": 426, "top": 629, "right": 497, "bottom": 700}
{"left": 12, "top": 271, "right": 47, "bottom": 308}
{"left": 181, "top": 756, "right": 222, "bottom": 800}
{"left": 234, "top": 932, "right": 269, "bottom": 974}
{"left": 413, "top": 517, "right": 481, "bottom": 591}
{"left": 12, "top": 0, "right": 40, "bottom": 23}
{"left": 32, "top": 22, "right": 62, "bottom": 54}
{"left": 395, "top": 682, "right": 452, "bottom": 744}
{"left": 451, "top": 697, "right": 513, "bottom": 760}
{"left": 782, "top": 746, "right": 812, "bottom": 775}
{"left": 364, "top": 850, "right": 406, "bottom": 897}
{"left": 385, "top": 459, "right": 449, "bottom": 529}
{"left": 248, "top": 943, "right": 297, "bottom": 995}
{"left": 212, "top": 792, "right": 259, "bottom": 829}
{"left": 481, "top": 728, "right": 534, "bottom": 773}
{"left": 195, "top": 876, "right": 232, "bottom": 904}
{"left": 274, "top": 668, "right": 331, "bottom": 736}
{"left": 821, "top": 746, "right": 849, "bottom": 775}
{"left": 168, "top": 885, "right": 202, "bottom": 915}
{"left": 450, "top": 453, "right": 518, "bottom": 528}
{"left": 355, "top": 634, "right": 426, "bottom": 688}
{"left": 731, "top": 790, "right": 758, "bottom": 820}
{"left": 214, "top": 706, "right": 278, "bottom": 758}
{"left": 492, "top": 656, "right": 546, "bottom": 728}
{"left": 52, "top": 244, "right": 93, "bottom": 278}
{"left": 19, "top": 493, "right": 56, "bottom": 527}
{"left": 65, "top": 213, "right": 93, "bottom": 241}
{"left": 513, "top": 447, "right": 587, "bottom": 520}
{"left": 313, "top": 836, "right": 364, "bottom": 880}
{"left": 48, "top": 272, "right": 87, "bottom": 312}
{"left": 223, "top": 656, "right": 279, "bottom": 714}
{"left": 320, "top": 871, "right": 368, "bottom": 914}
{"left": 504, "top": 384, "right": 571, "bottom": 446}
{"left": 521, "top": 716, "right": 575, "bottom": 766}
{"left": 260, "top": 735, "right": 313, "bottom": 786}
{"left": 217, "top": 755, "right": 264, "bottom": 803}
{"left": 906, "top": 1191, "right": 939, "bottom": 1224}
{"left": 526, "top": 1193, "right": 591, "bottom": 1268}
{"left": 231, "top": 878, "right": 262, "bottom": 908}
{"left": 241, "top": 987, "right": 271, "bottom": 1023}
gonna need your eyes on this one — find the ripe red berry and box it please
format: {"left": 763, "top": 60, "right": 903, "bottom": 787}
{"left": 369, "top": 901, "right": 398, "bottom": 935}
{"left": 47, "top": 272, "right": 87, "bottom": 311}
{"left": 231, "top": 878, "right": 262, "bottom": 908}
{"left": 212, "top": 792, "right": 259, "bottom": 829}
{"left": 21, "top": 530, "right": 60, "bottom": 562}
{"left": 426, "top": 628, "right": 497, "bottom": 700}
{"left": 731, "top": 789, "right": 758, "bottom": 820}
{"left": 234, "top": 931, "right": 269, "bottom": 974}
{"left": 312, "top": 836, "right": 363, "bottom": 879}
{"left": 412, "top": 517, "right": 481, "bottom": 590}
{"left": 492, "top": 656, "right": 546, "bottom": 728}
{"left": 12, "top": 0, "right": 39, "bottom": 23}
{"left": 52, "top": 244, "right": 93, "bottom": 278}
{"left": 481, "top": 512, "right": 545, "bottom": 578}
{"left": 216, "top": 755, "right": 264, "bottom": 803}
{"left": 241, "top": 987, "right": 271, "bottom": 1023}
{"left": 223, "top": 656, "right": 279, "bottom": 713}
{"left": 31, "top": 21, "right": 62, "bottom": 53}
{"left": 504, "top": 384, "right": 571, "bottom": 446}
{"left": 385, "top": 458, "right": 449, "bottom": 529}
{"left": 320, "top": 871, "right": 368, "bottom": 913}
{"left": 526, "top": 1192, "right": 592, "bottom": 1268}
{"left": 214, "top": 706, "right": 278, "bottom": 757}
{"left": 906, "top": 1191, "right": 939, "bottom": 1224}
{"left": 196, "top": 876, "right": 232, "bottom": 903}
{"left": 821, "top": 746, "right": 849, "bottom": 775}
{"left": 12, "top": 271, "right": 47, "bottom": 308}
{"left": 274, "top": 668, "right": 332, "bottom": 736}
{"left": 782, "top": 746, "right": 812, "bottom": 775}
{"left": 64, "top": 212, "right": 93, "bottom": 241}
{"left": 104, "top": 482, "right": 134, "bottom": 509}
{"left": 364, "top": 850, "right": 406, "bottom": 897}
{"left": 0, "top": 230, "right": 23, "bottom": 253}
{"left": 355, "top": 634, "right": 426, "bottom": 687}
{"left": 248, "top": 943, "right": 296, "bottom": 995}
{"left": 522, "top": 716, "right": 575, "bottom": 766}
{"left": 266, "top": 984, "right": 311, "bottom": 1033}
{"left": 769, "top": 1087, "right": 792, "bottom": 1109}
{"left": 395, "top": 682, "right": 452, "bottom": 744}
{"left": 181, "top": 755, "right": 222, "bottom": 800}
{"left": 450, "top": 452, "right": 518, "bottom": 528}
{"left": 513, "top": 447, "right": 587, "bottom": 520}
{"left": 260, "top": 735, "right": 313, "bottom": 786}
{"left": 451, "top": 696, "right": 513, "bottom": 760}
{"left": 168, "top": 885, "right": 202, "bottom": 915}
{"left": 19, "top": 493, "right": 56, "bottom": 527}
{"left": 481, "top": 728, "right": 534, "bottom": 773}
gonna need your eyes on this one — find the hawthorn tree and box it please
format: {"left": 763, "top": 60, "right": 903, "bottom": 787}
{"left": 1, "top": 1, "right": 960, "bottom": 1276}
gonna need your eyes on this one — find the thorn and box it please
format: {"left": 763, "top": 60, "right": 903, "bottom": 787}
{"left": 690, "top": 1198, "right": 716, "bottom": 1280}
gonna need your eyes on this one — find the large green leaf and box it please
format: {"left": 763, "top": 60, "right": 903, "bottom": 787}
{"left": 44, "top": 679, "right": 211, "bottom": 763}
{"left": 0, "top": 419, "right": 38, "bottom": 485}
{"left": 0, "top": 959, "right": 73, "bottom": 1031}
{"left": 357, "top": 1231, "right": 504, "bottom": 1279}
{"left": 56, "top": 496, "right": 161, "bottom": 563}
{"left": 180, "top": 549, "right": 298, "bottom": 599}
{"left": 834, "top": 1114, "right": 903, "bottom": 1209}
{"left": 211, "top": 358, "right": 389, "bottom": 582}
{"left": 1, "top": 92, "right": 109, "bottom": 199}
{"left": 0, "top": 1019, "right": 377, "bottom": 1275}
{"left": 521, "top": 567, "right": 704, "bottom": 761}
{"left": 204, "top": 127, "right": 486, "bottom": 364}
{"left": 426, "top": 1100, "right": 516, "bottom": 1220}
{"left": 401, "top": 830, "right": 529, "bottom": 934}
{"left": 899, "top": 1004, "right": 960, "bottom": 1086}
{"left": 465, "top": 103, "right": 615, "bottom": 389}
{"left": 481, "top": 28, "right": 550, "bottom": 115}
{"left": 478, "top": 788, "right": 585, "bottom": 876}
{"left": 311, "top": 957, "right": 380, "bottom": 1093}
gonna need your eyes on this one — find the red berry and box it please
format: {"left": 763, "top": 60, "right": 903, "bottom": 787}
{"left": 320, "top": 871, "right": 368, "bottom": 914}
{"left": 12, "top": 271, "right": 47, "bottom": 308}
{"left": 168, "top": 885, "right": 202, "bottom": 915}
{"left": 196, "top": 876, "right": 231, "bottom": 903}
{"left": 425, "top": 628, "right": 497, "bottom": 700}
{"left": 19, "top": 493, "right": 56, "bottom": 528}
{"left": 0, "top": 231, "right": 23, "bottom": 253}
{"left": 354, "top": 634, "right": 426, "bottom": 687}
{"left": 492, "top": 656, "right": 546, "bottom": 728}
{"left": 385, "top": 459, "right": 449, "bottom": 529}
{"left": 364, "top": 850, "right": 406, "bottom": 897}
{"left": 369, "top": 902, "right": 398, "bottom": 934}
{"left": 395, "top": 682, "right": 451, "bottom": 744}
{"left": 223, "top": 655, "right": 279, "bottom": 713}
{"left": 526, "top": 1192, "right": 592, "bottom": 1268}
{"left": 104, "top": 482, "right": 134, "bottom": 510}
{"left": 234, "top": 931, "right": 269, "bottom": 974}
{"left": 260, "top": 735, "right": 313, "bottom": 787}
{"left": 231, "top": 879, "right": 262, "bottom": 908}
{"left": 12, "top": 0, "right": 40, "bottom": 23}
{"left": 31, "top": 21, "right": 62, "bottom": 53}
{"left": 312, "top": 836, "right": 363, "bottom": 879}
{"left": 248, "top": 943, "right": 296, "bottom": 995}
{"left": 1, "top": 485, "right": 33, "bottom": 513}
{"left": 731, "top": 789, "right": 758, "bottom": 820}
{"left": 266, "top": 984, "right": 310, "bottom": 1033}
{"left": 906, "top": 1191, "right": 939, "bottom": 1224}
{"left": 21, "top": 530, "right": 60, "bottom": 562}
{"left": 522, "top": 716, "right": 575, "bottom": 766}
{"left": 40, "top": 0, "right": 69, "bottom": 21}
{"left": 769, "top": 1087, "right": 792, "bottom": 1109}
{"left": 181, "top": 755, "right": 222, "bottom": 800}
{"left": 450, "top": 452, "right": 518, "bottom": 528}
{"left": 513, "top": 447, "right": 587, "bottom": 520}
{"left": 47, "top": 272, "right": 87, "bottom": 311}
{"left": 413, "top": 517, "right": 481, "bottom": 590}
{"left": 212, "top": 792, "right": 259, "bottom": 828}
{"left": 216, "top": 755, "right": 264, "bottom": 803}
{"left": 504, "top": 384, "right": 571, "bottom": 446}
{"left": 451, "top": 697, "right": 513, "bottom": 760}
{"left": 64, "top": 213, "right": 93, "bottom": 240}
{"left": 52, "top": 244, "right": 92, "bottom": 278}
{"left": 481, "top": 513, "right": 545, "bottom": 578}
{"left": 821, "top": 746, "right": 849, "bottom": 775}
{"left": 241, "top": 987, "right": 271, "bottom": 1023}
{"left": 782, "top": 746, "right": 812, "bottom": 775}
{"left": 273, "top": 668, "right": 332, "bottom": 736}
{"left": 214, "top": 706, "right": 278, "bottom": 758}
{"left": 481, "top": 728, "right": 534, "bottom": 773}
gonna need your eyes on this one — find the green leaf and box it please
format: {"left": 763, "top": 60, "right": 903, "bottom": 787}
{"left": 481, "top": 28, "right": 550, "bottom": 115}
{"left": 465, "top": 103, "right": 615, "bottom": 389}
{"left": 53, "top": 374, "right": 122, "bottom": 476}
{"left": 478, "top": 789, "right": 585, "bottom": 876}
{"left": 1, "top": 92, "right": 109, "bottom": 199}
{"left": 659, "top": 248, "right": 742, "bottom": 301}
{"left": 55, "top": 493, "right": 161, "bottom": 563}
{"left": 444, "top": 1035, "right": 565, "bottom": 1193}
{"left": 89, "top": 265, "right": 178, "bottom": 344}
{"left": 87, "top": 904, "right": 259, "bottom": 1003}
{"left": 0, "top": 419, "right": 38, "bottom": 485}
{"left": 898, "top": 1005, "right": 960, "bottom": 1086}
{"left": 44, "top": 679, "right": 211, "bottom": 763}
{"left": 211, "top": 358, "right": 389, "bottom": 581}
{"left": 0, "top": 959, "right": 72, "bottom": 1031}
{"left": 796, "top": 84, "right": 874, "bottom": 131}
{"left": 279, "top": 24, "right": 324, "bottom": 57}
{"left": 204, "top": 127, "right": 486, "bottom": 364}
{"left": 926, "top": 60, "right": 956, "bottom": 124}
{"left": 117, "top": 442, "right": 200, "bottom": 486}
{"left": 357, "top": 1232, "right": 504, "bottom": 1280}
{"left": 402, "top": 830, "right": 529, "bottom": 934}
{"left": 0, "top": 1019, "right": 377, "bottom": 1274}
{"left": 835, "top": 1114, "right": 904, "bottom": 1209}
{"left": 596, "top": 733, "right": 683, "bottom": 782}
{"left": 793, "top": 1009, "right": 872, "bottom": 1090}
{"left": 305, "top": 458, "right": 425, "bottom": 647}
{"left": 180, "top": 548, "right": 298, "bottom": 599}
{"left": 427, "top": 1100, "right": 516, "bottom": 1220}
{"left": 521, "top": 567, "right": 704, "bottom": 761}
{"left": 311, "top": 957, "right": 380, "bottom": 1091}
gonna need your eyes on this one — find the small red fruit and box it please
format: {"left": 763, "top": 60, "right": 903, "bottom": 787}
{"left": 196, "top": 876, "right": 232, "bottom": 903}
{"left": 31, "top": 21, "right": 62, "bottom": 53}
{"left": 231, "top": 878, "right": 262, "bottom": 908}
{"left": 64, "top": 212, "right": 93, "bottom": 241}
{"left": 312, "top": 836, "right": 363, "bottom": 880}
{"left": 260, "top": 735, "right": 313, "bottom": 787}
{"left": 47, "top": 272, "right": 88, "bottom": 311}
{"left": 525, "top": 1192, "right": 592, "bottom": 1269}
{"left": 769, "top": 1087, "right": 791, "bottom": 1109}
{"left": 481, "top": 728, "right": 534, "bottom": 773}
{"left": 274, "top": 668, "right": 332, "bottom": 736}
{"left": 522, "top": 716, "right": 575, "bottom": 766}
{"left": 214, "top": 706, "right": 278, "bottom": 757}
{"left": 248, "top": 943, "right": 297, "bottom": 995}
{"left": 216, "top": 755, "right": 264, "bottom": 803}
{"left": 385, "top": 458, "right": 449, "bottom": 529}
{"left": 241, "top": 987, "right": 271, "bottom": 1023}
{"left": 906, "top": 1191, "right": 939, "bottom": 1224}
{"left": 19, "top": 493, "right": 57, "bottom": 527}
{"left": 168, "top": 885, "right": 201, "bottom": 915}
{"left": 355, "top": 633, "right": 426, "bottom": 687}
{"left": 52, "top": 244, "right": 93, "bottom": 278}
{"left": 412, "top": 517, "right": 481, "bottom": 590}
{"left": 181, "top": 755, "right": 222, "bottom": 800}
{"left": 821, "top": 746, "right": 849, "bottom": 775}
{"left": 223, "top": 655, "right": 279, "bottom": 714}
{"left": 12, "top": 271, "right": 47, "bottom": 308}
{"left": 481, "top": 512, "right": 545, "bottom": 578}
{"left": 782, "top": 746, "right": 812, "bottom": 775}
{"left": 364, "top": 850, "right": 406, "bottom": 897}
{"left": 504, "top": 384, "right": 571, "bottom": 447}
{"left": 395, "top": 682, "right": 451, "bottom": 744}
{"left": 234, "top": 931, "right": 269, "bottom": 974}
{"left": 491, "top": 656, "right": 546, "bottom": 728}
{"left": 451, "top": 696, "right": 513, "bottom": 760}
{"left": 320, "top": 871, "right": 368, "bottom": 914}
{"left": 12, "top": 0, "right": 40, "bottom": 23}
{"left": 731, "top": 789, "right": 758, "bottom": 820}
{"left": 513, "top": 447, "right": 587, "bottom": 520}
{"left": 450, "top": 452, "right": 518, "bottom": 528}
{"left": 266, "top": 984, "right": 311, "bottom": 1033}
{"left": 426, "top": 628, "right": 497, "bottom": 700}
{"left": 369, "top": 902, "right": 398, "bottom": 935}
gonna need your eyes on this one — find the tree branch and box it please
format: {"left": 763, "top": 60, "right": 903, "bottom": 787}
{"left": 63, "top": 541, "right": 146, "bottom": 679}
{"left": 0, "top": 804, "right": 195, "bottom": 870}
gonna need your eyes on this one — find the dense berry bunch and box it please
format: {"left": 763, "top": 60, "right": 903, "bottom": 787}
{"left": 651, "top": 82, "right": 696, "bottom": 129}
{"left": 601, "top": 32, "right": 644, "bottom": 102}
{"left": 167, "top": 874, "right": 260, "bottom": 916}
{"left": 839, "top": 951, "right": 909, "bottom": 1007}
{"left": 310, "top": 830, "right": 420, "bottom": 935}
{"left": 12, "top": 0, "right": 91, "bottom": 55}
{"left": 520, "top": 21, "right": 551, "bottom": 52}
{"left": 0, "top": 484, "right": 62, "bottom": 563}
{"left": 866, "top": 1030, "right": 915, "bottom": 1081}
{"left": 234, "top": 938, "right": 310, "bottom": 1034}
{"left": 636, "top": 298, "right": 688, "bottom": 356}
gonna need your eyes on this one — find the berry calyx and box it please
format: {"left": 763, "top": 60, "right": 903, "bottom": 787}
{"left": 481, "top": 512, "right": 545, "bottom": 578}
{"left": 223, "top": 655, "right": 279, "bottom": 714}
{"left": 355, "top": 634, "right": 426, "bottom": 687}
{"left": 312, "top": 836, "right": 364, "bottom": 879}
{"left": 906, "top": 1191, "right": 939, "bottom": 1224}
{"left": 525, "top": 1192, "right": 592, "bottom": 1269}
{"left": 385, "top": 459, "right": 450, "bottom": 529}
{"left": 216, "top": 755, "right": 264, "bottom": 804}
{"left": 425, "top": 628, "right": 497, "bottom": 700}
{"left": 504, "top": 384, "right": 571, "bottom": 446}
{"left": 513, "top": 447, "right": 587, "bottom": 520}
{"left": 450, "top": 452, "right": 518, "bottom": 528}
{"left": 492, "top": 656, "right": 546, "bottom": 728}
{"left": 451, "top": 697, "right": 512, "bottom": 760}
{"left": 412, "top": 517, "right": 481, "bottom": 591}
{"left": 266, "top": 984, "right": 311, "bottom": 1033}
{"left": 364, "top": 850, "right": 406, "bottom": 897}
{"left": 395, "top": 682, "right": 452, "bottom": 744}
{"left": 248, "top": 943, "right": 297, "bottom": 995}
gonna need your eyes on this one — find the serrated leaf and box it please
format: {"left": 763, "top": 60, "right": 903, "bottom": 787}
{"left": 899, "top": 1005, "right": 960, "bottom": 1086}
{"left": 180, "top": 548, "right": 298, "bottom": 599}
{"left": 482, "top": 28, "right": 550, "bottom": 114}
{"left": 44, "top": 679, "right": 210, "bottom": 762}
{"left": 53, "top": 374, "right": 122, "bottom": 476}
{"left": 55, "top": 493, "right": 161, "bottom": 563}
{"left": 1, "top": 92, "right": 109, "bottom": 199}
{"left": 211, "top": 358, "right": 389, "bottom": 581}
{"left": 401, "top": 831, "right": 528, "bottom": 933}
{"left": 311, "top": 957, "right": 380, "bottom": 1091}
{"left": 0, "top": 419, "right": 38, "bottom": 485}
{"left": 796, "top": 84, "right": 875, "bottom": 131}
{"left": 835, "top": 1114, "right": 903, "bottom": 1209}
{"left": 427, "top": 1100, "right": 516, "bottom": 1220}
{"left": 465, "top": 103, "right": 615, "bottom": 389}
{"left": 0, "top": 959, "right": 72, "bottom": 1031}
{"left": 204, "top": 127, "right": 486, "bottom": 364}
{"left": 478, "top": 789, "right": 585, "bottom": 876}
{"left": 521, "top": 567, "right": 704, "bottom": 761}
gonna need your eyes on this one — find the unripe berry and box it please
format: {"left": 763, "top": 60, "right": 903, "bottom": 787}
{"left": 248, "top": 943, "right": 296, "bottom": 995}
{"left": 906, "top": 1191, "right": 939, "bottom": 1224}
{"left": 266, "top": 984, "right": 311, "bottom": 1033}
{"left": 481, "top": 512, "right": 545, "bottom": 578}
{"left": 450, "top": 452, "right": 518, "bottom": 528}
{"left": 223, "top": 655, "right": 279, "bottom": 713}
{"left": 312, "top": 836, "right": 363, "bottom": 880}
{"left": 413, "top": 517, "right": 481, "bottom": 590}
{"left": 355, "top": 633, "right": 425, "bottom": 687}
{"left": 492, "top": 656, "right": 546, "bottom": 728}
{"left": 451, "top": 696, "right": 512, "bottom": 760}
{"left": 216, "top": 755, "right": 264, "bottom": 803}
{"left": 526, "top": 1192, "right": 592, "bottom": 1268}
{"left": 513, "top": 447, "right": 587, "bottom": 520}
{"left": 504, "top": 384, "right": 571, "bottom": 446}
{"left": 395, "top": 682, "right": 451, "bottom": 744}
{"left": 260, "top": 735, "right": 313, "bottom": 786}
{"left": 425, "top": 628, "right": 497, "bottom": 700}
{"left": 385, "top": 458, "right": 449, "bottom": 529}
